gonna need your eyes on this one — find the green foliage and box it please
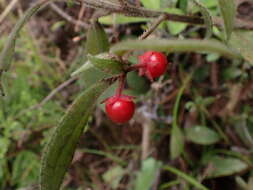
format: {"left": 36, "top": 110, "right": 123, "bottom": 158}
{"left": 134, "top": 158, "right": 162, "bottom": 190}
{"left": 88, "top": 54, "right": 124, "bottom": 75}
{"left": 230, "top": 31, "right": 253, "bottom": 66}
{"left": 12, "top": 151, "right": 40, "bottom": 187}
{"left": 191, "top": 0, "right": 213, "bottom": 38}
{"left": 86, "top": 21, "right": 110, "bottom": 55}
{"left": 1, "top": 0, "right": 253, "bottom": 189}
{"left": 185, "top": 125, "right": 221, "bottom": 145}
{"left": 0, "top": 0, "right": 57, "bottom": 95}
{"left": 164, "top": 165, "right": 209, "bottom": 190}
{"left": 126, "top": 71, "right": 150, "bottom": 94}
{"left": 164, "top": 8, "right": 188, "bottom": 35}
{"left": 40, "top": 81, "right": 114, "bottom": 190}
{"left": 170, "top": 75, "right": 192, "bottom": 160}
{"left": 111, "top": 39, "right": 241, "bottom": 59}
{"left": 204, "top": 156, "right": 248, "bottom": 178}
{"left": 140, "top": 0, "right": 160, "bottom": 10}
{"left": 102, "top": 165, "right": 125, "bottom": 189}
{"left": 218, "top": 0, "right": 236, "bottom": 41}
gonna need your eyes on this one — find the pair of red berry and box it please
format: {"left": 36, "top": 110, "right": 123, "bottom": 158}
{"left": 105, "top": 51, "right": 168, "bottom": 124}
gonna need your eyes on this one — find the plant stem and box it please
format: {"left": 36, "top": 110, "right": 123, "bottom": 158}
{"left": 115, "top": 74, "right": 126, "bottom": 97}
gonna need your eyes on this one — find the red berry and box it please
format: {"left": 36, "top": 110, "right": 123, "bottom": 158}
{"left": 105, "top": 95, "right": 135, "bottom": 124}
{"left": 138, "top": 51, "right": 168, "bottom": 81}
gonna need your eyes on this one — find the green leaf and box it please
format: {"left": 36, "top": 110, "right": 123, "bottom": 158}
{"left": 164, "top": 166, "right": 209, "bottom": 190}
{"left": 164, "top": 8, "right": 188, "bottom": 35}
{"left": 81, "top": 66, "right": 110, "bottom": 87}
{"left": 205, "top": 156, "right": 248, "bottom": 178}
{"left": 141, "top": 0, "right": 160, "bottom": 10}
{"left": 12, "top": 151, "right": 40, "bottom": 187}
{"left": 178, "top": 0, "right": 188, "bottom": 12}
{"left": 218, "top": 0, "right": 236, "bottom": 41}
{"left": 230, "top": 31, "right": 253, "bottom": 66}
{"left": 102, "top": 166, "right": 125, "bottom": 189}
{"left": 170, "top": 127, "right": 184, "bottom": 160}
{"left": 111, "top": 39, "right": 241, "bottom": 59}
{"left": 99, "top": 15, "right": 149, "bottom": 25}
{"left": 185, "top": 126, "right": 221, "bottom": 145}
{"left": 86, "top": 21, "right": 110, "bottom": 55}
{"left": 88, "top": 54, "right": 124, "bottom": 75}
{"left": 134, "top": 158, "right": 162, "bottom": 190}
{"left": 71, "top": 60, "right": 93, "bottom": 77}
{"left": 0, "top": 0, "right": 56, "bottom": 95}
{"left": 40, "top": 80, "right": 114, "bottom": 190}
{"left": 170, "top": 75, "right": 192, "bottom": 160}
{"left": 126, "top": 71, "right": 150, "bottom": 94}
{"left": 191, "top": 0, "right": 213, "bottom": 38}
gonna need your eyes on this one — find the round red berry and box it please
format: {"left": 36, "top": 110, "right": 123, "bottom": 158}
{"left": 105, "top": 95, "right": 135, "bottom": 124}
{"left": 138, "top": 51, "right": 168, "bottom": 81}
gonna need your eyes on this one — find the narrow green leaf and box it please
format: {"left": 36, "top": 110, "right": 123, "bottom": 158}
{"left": 99, "top": 15, "right": 149, "bottom": 25}
{"left": 205, "top": 156, "right": 248, "bottom": 178}
{"left": 111, "top": 39, "right": 241, "bottom": 59}
{"left": 170, "top": 75, "right": 192, "bottom": 160}
{"left": 185, "top": 125, "right": 221, "bottom": 145}
{"left": 218, "top": 0, "right": 236, "bottom": 41}
{"left": 164, "top": 166, "right": 209, "bottom": 190}
{"left": 88, "top": 54, "right": 124, "bottom": 75}
{"left": 230, "top": 31, "right": 253, "bottom": 66}
{"left": 134, "top": 158, "right": 162, "bottom": 190}
{"left": 86, "top": 21, "right": 110, "bottom": 55}
{"left": 40, "top": 80, "right": 114, "bottom": 190}
{"left": 0, "top": 0, "right": 56, "bottom": 95}
{"left": 191, "top": 0, "right": 213, "bottom": 38}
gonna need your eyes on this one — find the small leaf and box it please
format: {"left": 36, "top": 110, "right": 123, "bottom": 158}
{"left": 141, "top": 0, "right": 160, "bottom": 10}
{"left": 86, "top": 21, "right": 110, "bottom": 55}
{"left": 127, "top": 71, "right": 150, "bottom": 94}
{"left": 102, "top": 166, "right": 125, "bottom": 189}
{"left": 111, "top": 39, "right": 241, "bottom": 59}
{"left": 170, "top": 75, "right": 192, "bottom": 160}
{"left": 205, "top": 156, "right": 248, "bottom": 178}
{"left": 218, "top": 0, "right": 236, "bottom": 41}
{"left": 170, "top": 127, "right": 184, "bottom": 160}
{"left": 179, "top": 0, "right": 188, "bottom": 12}
{"left": 186, "top": 126, "right": 221, "bottom": 145}
{"left": 230, "top": 31, "right": 253, "bottom": 66}
{"left": 88, "top": 54, "right": 124, "bottom": 75}
{"left": 134, "top": 158, "right": 162, "bottom": 190}
{"left": 164, "top": 8, "right": 188, "bottom": 35}
{"left": 191, "top": 0, "right": 213, "bottom": 38}
{"left": 40, "top": 80, "right": 114, "bottom": 190}
{"left": 99, "top": 15, "right": 149, "bottom": 25}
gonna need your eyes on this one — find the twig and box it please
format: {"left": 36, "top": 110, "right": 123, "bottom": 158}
{"left": 139, "top": 14, "right": 167, "bottom": 40}
{"left": 0, "top": 0, "right": 19, "bottom": 24}
{"left": 74, "top": 1, "right": 86, "bottom": 31}
{"left": 34, "top": 76, "right": 78, "bottom": 109}
{"left": 141, "top": 118, "right": 152, "bottom": 160}
{"left": 49, "top": 3, "right": 89, "bottom": 29}
{"left": 78, "top": 0, "right": 204, "bottom": 25}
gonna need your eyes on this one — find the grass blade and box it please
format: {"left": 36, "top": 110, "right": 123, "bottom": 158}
{"left": 164, "top": 165, "right": 209, "bottom": 190}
